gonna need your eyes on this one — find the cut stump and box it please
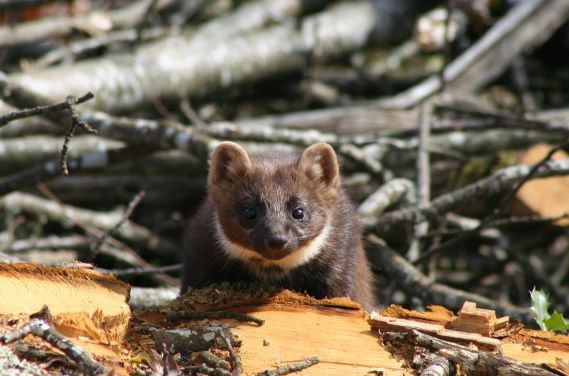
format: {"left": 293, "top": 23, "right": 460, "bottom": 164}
{"left": 514, "top": 143, "right": 569, "bottom": 226}
{"left": 0, "top": 263, "right": 131, "bottom": 372}
{"left": 155, "top": 287, "right": 408, "bottom": 375}
{"left": 3, "top": 275, "right": 569, "bottom": 375}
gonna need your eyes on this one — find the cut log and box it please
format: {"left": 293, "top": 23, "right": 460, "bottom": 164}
{"left": 0, "top": 263, "right": 131, "bottom": 365}
{"left": 157, "top": 288, "right": 407, "bottom": 375}
{"left": 448, "top": 301, "right": 509, "bottom": 337}
{"left": 154, "top": 289, "right": 569, "bottom": 375}
{"left": 514, "top": 143, "right": 569, "bottom": 226}
{"left": 6, "top": 279, "right": 567, "bottom": 375}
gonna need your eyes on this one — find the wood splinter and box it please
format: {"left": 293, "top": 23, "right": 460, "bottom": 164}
{"left": 449, "top": 301, "right": 509, "bottom": 337}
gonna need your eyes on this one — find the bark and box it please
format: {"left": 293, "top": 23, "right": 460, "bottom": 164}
{"left": 8, "top": 0, "right": 422, "bottom": 113}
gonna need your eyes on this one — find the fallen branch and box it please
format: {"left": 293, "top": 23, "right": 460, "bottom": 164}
{"left": 0, "top": 76, "right": 215, "bottom": 161}
{"left": 376, "top": 159, "right": 569, "bottom": 231}
{"left": 205, "top": 121, "right": 382, "bottom": 174}
{"left": 196, "top": 351, "right": 231, "bottom": 371}
{"left": 358, "top": 178, "right": 415, "bottom": 228}
{"left": 109, "top": 264, "right": 182, "bottom": 277}
{"left": 218, "top": 329, "right": 243, "bottom": 376}
{"left": 36, "top": 26, "right": 168, "bottom": 67}
{"left": 408, "top": 103, "right": 433, "bottom": 261}
{"left": 0, "top": 135, "right": 123, "bottom": 175}
{"left": 90, "top": 190, "right": 146, "bottom": 252}
{"left": 1, "top": 319, "right": 109, "bottom": 375}
{"left": 416, "top": 352, "right": 452, "bottom": 376}
{"left": 0, "top": 192, "right": 178, "bottom": 258}
{"left": 0, "top": 146, "right": 150, "bottom": 197}
{"left": 367, "top": 235, "right": 530, "bottom": 321}
{"left": 375, "top": 0, "right": 569, "bottom": 108}
{"left": 144, "top": 325, "right": 241, "bottom": 354}
{"left": 8, "top": 1, "right": 414, "bottom": 113}
{"left": 59, "top": 94, "right": 98, "bottom": 175}
{"left": 383, "top": 330, "right": 560, "bottom": 376}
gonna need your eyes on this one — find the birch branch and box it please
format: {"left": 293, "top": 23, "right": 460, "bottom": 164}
{"left": 0, "top": 192, "right": 178, "bottom": 257}
{"left": 0, "top": 136, "right": 122, "bottom": 174}
{"left": 358, "top": 178, "right": 416, "bottom": 228}
{"left": 0, "top": 147, "right": 150, "bottom": 196}
{"left": 375, "top": 0, "right": 569, "bottom": 109}
{"left": 8, "top": 0, "right": 409, "bottom": 113}
{"left": 377, "top": 159, "right": 569, "bottom": 231}
{"left": 367, "top": 235, "right": 530, "bottom": 321}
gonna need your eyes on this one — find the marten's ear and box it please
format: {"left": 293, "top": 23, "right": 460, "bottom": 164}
{"left": 209, "top": 142, "right": 252, "bottom": 186}
{"left": 297, "top": 143, "right": 340, "bottom": 190}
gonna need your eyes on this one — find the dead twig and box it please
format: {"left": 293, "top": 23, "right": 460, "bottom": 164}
{"left": 135, "top": 0, "right": 161, "bottom": 46}
{"left": 255, "top": 357, "right": 320, "bottom": 376}
{"left": 0, "top": 319, "right": 109, "bottom": 375}
{"left": 407, "top": 103, "right": 432, "bottom": 262}
{"left": 0, "top": 92, "right": 93, "bottom": 129}
{"left": 36, "top": 27, "right": 167, "bottom": 67}
{"left": 0, "top": 146, "right": 150, "bottom": 197}
{"left": 110, "top": 264, "right": 182, "bottom": 277}
{"left": 196, "top": 351, "right": 231, "bottom": 371}
{"left": 186, "top": 364, "right": 232, "bottom": 376}
{"left": 376, "top": 159, "right": 569, "bottom": 231}
{"left": 59, "top": 94, "right": 98, "bottom": 175}
{"left": 91, "top": 190, "right": 146, "bottom": 253}
{"left": 413, "top": 141, "right": 569, "bottom": 266}
{"left": 0, "top": 191, "right": 179, "bottom": 262}
{"left": 217, "top": 329, "right": 243, "bottom": 376}
{"left": 384, "top": 330, "right": 559, "bottom": 376}
{"left": 0, "top": 89, "right": 96, "bottom": 176}
{"left": 0, "top": 74, "right": 215, "bottom": 162}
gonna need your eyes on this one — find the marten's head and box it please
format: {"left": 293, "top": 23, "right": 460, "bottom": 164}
{"left": 208, "top": 142, "right": 341, "bottom": 277}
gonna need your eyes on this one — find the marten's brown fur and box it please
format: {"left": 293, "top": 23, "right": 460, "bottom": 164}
{"left": 181, "top": 142, "right": 376, "bottom": 310}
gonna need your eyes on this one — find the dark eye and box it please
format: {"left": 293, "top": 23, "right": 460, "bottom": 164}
{"left": 292, "top": 207, "right": 304, "bottom": 220}
{"left": 242, "top": 207, "right": 257, "bottom": 220}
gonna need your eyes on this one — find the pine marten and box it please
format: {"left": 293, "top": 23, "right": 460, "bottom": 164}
{"left": 181, "top": 142, "right": 376, "bottom": 310}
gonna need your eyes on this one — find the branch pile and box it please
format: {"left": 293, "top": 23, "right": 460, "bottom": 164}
{"left": 1, "top": 0, "right": 569, "bottom": 373}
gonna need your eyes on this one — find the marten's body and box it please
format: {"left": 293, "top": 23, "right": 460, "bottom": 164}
{"left": 181, "top": 142, "right": 376, "bottom": 310}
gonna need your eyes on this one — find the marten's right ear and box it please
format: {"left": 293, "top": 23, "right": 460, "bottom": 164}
{"left": 208, "top": 142, "right": 252, "bottom": 186}
{"left": 297, "top": 143, "right": 340, "bottom": 191}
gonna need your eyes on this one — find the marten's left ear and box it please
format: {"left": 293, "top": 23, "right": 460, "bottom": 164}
{"left": 297, "top": 143, "right": 340, "bottom": 190}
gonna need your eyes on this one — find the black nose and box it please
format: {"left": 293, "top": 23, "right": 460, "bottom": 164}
{"left": 266, "top": 234, "right": 288, "bottom": 250}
